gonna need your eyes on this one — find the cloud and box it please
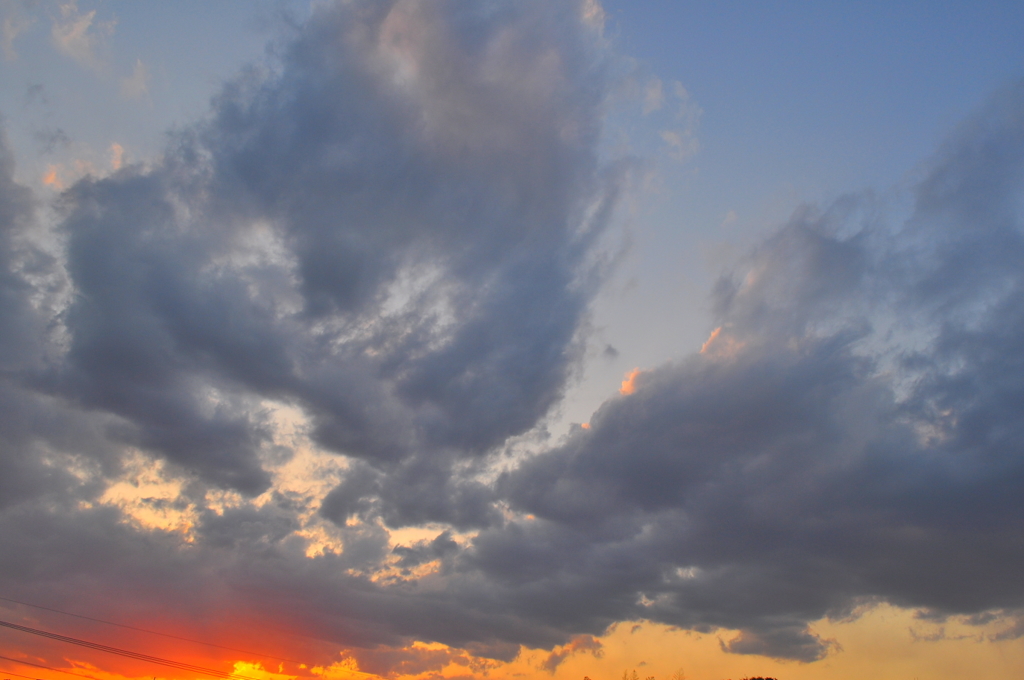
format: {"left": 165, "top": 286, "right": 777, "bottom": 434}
{"left": 540, "top": 634, "right": 602, "bottom": 672}
{"left": 3, "top": 0, "right": 1024, "bottom": 674}
{"left": 493, "top": 80, "right": 1024, "bottom": 660}
{"left": 721, "top": 209, "right": 738, "bottom": 228}
{"left": 643, "top": 78, "right": 664, "bottom": 114}
{"left": 720, "top": 626, "right": 840, "bottom": 662}
{"left": 33, "top": 128, "right": 71, "bottom": 155}
{"left": 108, "top": 142, "right": 124, "bottom": 170}
{"left": 618, "top": 367, "right": 641, "bottom": 395}
{"left": 28, "top": 0, "right": 620, "bottom": 503}
{"left": 41, "top": 164, "right": 62, "bottom": 188}
{"left": 120, "top": 58, "right": 149, "bottom": 100}
{"left": 51, "top": 0, "right": 114, "bottom": 71}
{"left": 659, "top": 82, "right": 701, "bottom": 160}
{"left": 0, "top": 0, "right": 625, "bottom": 669}
{"left": 579, "top": 0, "right": 605, "bottom": 31}
{"left": 0, "top": 125, "right": 75, "bottom": 512}
{"left": 1, "top": 0, "right": 34, "bottom": 61}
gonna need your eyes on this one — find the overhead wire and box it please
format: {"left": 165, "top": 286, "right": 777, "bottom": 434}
{"left": 0, "top": 620, "right": 262, "bottom": 680}
{"left": 0, "top": 597, "right": 303, "bottom": 666}
{"left": 0, "top": 654, "right": 106, "bottom": 680}
{"left": 0, "top": 667, "right": 50, "bottom": 680}
{"left": 0, "top": 599, "right": 380, "bottom": 680}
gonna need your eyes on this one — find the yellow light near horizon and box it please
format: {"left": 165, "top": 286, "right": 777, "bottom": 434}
{"left": 6, "top": 604, "right": 1022, "bottom": 680}
{"left": 515, "top": 606, "right": 1024, "bottom": 680}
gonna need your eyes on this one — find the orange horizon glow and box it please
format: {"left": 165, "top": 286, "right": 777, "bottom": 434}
{"left": 4, "top": 603, "right": 1022, "bottom": 680}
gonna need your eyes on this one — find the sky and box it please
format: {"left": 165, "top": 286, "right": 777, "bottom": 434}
{"left": 1, "top": 2, "right": 1024, "bottom": 680}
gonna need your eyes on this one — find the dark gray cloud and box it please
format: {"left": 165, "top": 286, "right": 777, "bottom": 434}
{"left": 2, "top": 0, "right": 1024, "bottom": 674}
{"left": 0, "top": 0, "right": 626, "bottom": 669}
{"left": 29, "top": 0, "right": 618, "bottom": 503}
{"left": 489, "top": 81, "right": 1024, "bottom": 661}
{"left": 0, "top": 126, "right": 54, "bottom": 510}
{"left": 33, "top": 127, "right": 71, "bottom": 155}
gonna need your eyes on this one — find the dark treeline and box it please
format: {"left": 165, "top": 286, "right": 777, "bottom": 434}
{"left": 615, "top": 668, "right": 676, "bottom": 680}
{"left": 585, "top": 672, "right": 777, "bottom": 680}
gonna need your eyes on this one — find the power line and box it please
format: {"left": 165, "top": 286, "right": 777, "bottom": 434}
{"left": 0, "top": 619, "right": 262, "bottom": 680}
{"left": 0, "top": 600, "right": 380, "bottom": 680}
{"left": 0, "top": 654, "right": 106, "bottom": 680}
{"left": 0, "top": 597, "right": 303, "bottom": 665}
{"left": 0, "top": 667, "right": 48, "bottom": 680}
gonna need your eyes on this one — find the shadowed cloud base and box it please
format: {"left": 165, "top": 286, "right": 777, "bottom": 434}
{"left": 1, "top": 1, "right": 1024, "bottom": 679}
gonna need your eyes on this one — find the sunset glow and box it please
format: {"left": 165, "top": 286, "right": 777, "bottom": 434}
{"left": 3, "top": 2, "right": 1024, "bottom": 680}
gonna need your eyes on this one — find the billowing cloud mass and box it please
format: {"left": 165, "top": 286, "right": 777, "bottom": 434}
{"left": 2, "top": 0, "right": 1024, "bottom": 675}
{"left": 499, "top": 82, "right": 1024, "bottom": 660}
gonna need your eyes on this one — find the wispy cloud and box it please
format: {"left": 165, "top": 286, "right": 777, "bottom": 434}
{"left": 119, "top": 58, "right": 149, "bottom": 100}
{"left": 643, "top": 77, "right": 664, "bottom": 114}
{"left": 660, "top": 81, "right": 701, "bottom": 160}
{"left": 50, "top": 0, "right": 114, "bottom": 71}
{"left": 0, "top": 0, "right": 34, "bottom": 61}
